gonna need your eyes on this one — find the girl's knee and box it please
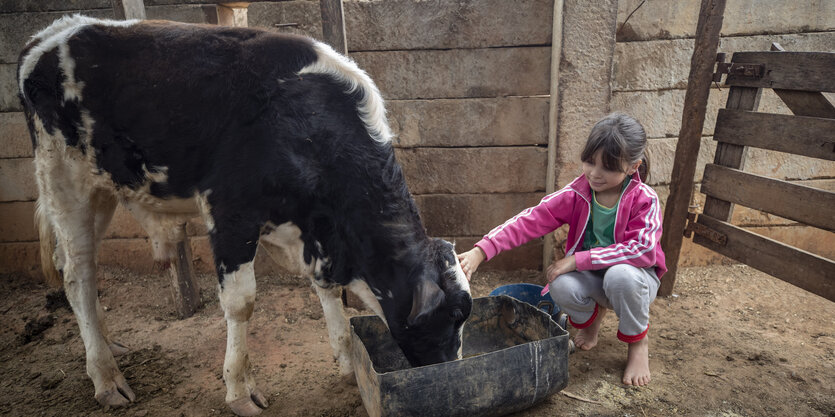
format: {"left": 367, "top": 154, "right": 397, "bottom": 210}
{"left": 603, "top": 265, "right": 644, "bottom": 293}
{"left": 549, "top": 274, "right": 583, "bottom": 305}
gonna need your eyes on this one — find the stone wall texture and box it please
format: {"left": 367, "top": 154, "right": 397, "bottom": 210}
{"left": 1, "top": 0, "right": 832, "bottom": 280}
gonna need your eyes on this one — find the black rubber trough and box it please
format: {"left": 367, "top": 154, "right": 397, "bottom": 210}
{"left": 350, "top": 295, "right": 570, "bottom": 417}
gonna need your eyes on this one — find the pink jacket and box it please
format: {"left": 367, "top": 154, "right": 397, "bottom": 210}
{"left": 475, "top": 172, "right": 667, "bottom": 278}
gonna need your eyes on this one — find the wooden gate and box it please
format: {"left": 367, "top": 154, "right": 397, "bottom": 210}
{"left": 684, "top": 47, "right": 835, "bottom": 302}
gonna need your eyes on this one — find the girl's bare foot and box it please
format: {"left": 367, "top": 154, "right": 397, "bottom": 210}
{"left": 623, "top": 336, "right": 651, "bottom": 386}
{"left": 574, "top": 307, "right": 607, "bottom": 351}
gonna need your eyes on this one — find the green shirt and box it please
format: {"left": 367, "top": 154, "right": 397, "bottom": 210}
{"left": 582, "top": 180, "right": 629, "bottom": 250}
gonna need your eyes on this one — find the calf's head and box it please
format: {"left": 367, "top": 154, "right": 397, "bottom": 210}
{"left": 392, "top": 239, "right": 472, "bottom": 366}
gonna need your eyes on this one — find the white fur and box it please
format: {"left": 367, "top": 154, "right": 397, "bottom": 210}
{"left": 218, "top": 262, "right": 258, "bottom": 403}
{"left": 19, "top": 15, "right": 138, "bottom": 95}
{"left": 298, "top": 41, "right": 393, "bottom": 144}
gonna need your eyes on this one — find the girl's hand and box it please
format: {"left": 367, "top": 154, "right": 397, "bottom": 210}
{"left": 457, "top": 248, "right": 486, "bottom": 281}
{"left": 545, "top": 255, "right": 576, "bottom": 285}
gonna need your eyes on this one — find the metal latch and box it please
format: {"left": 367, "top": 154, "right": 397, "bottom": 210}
{"left": 713, "top": 53, "right": 765, "bottom": 83}
{"left": 683, "top": 212, "right": 727, "bottom": 246}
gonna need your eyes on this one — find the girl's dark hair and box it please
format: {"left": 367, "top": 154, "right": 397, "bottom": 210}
{"left": 580, "top": 112, "right": 650, "bottom": 183}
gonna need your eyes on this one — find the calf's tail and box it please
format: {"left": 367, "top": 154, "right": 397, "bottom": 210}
{"left": 35, "top": 199, "right": 63, "bottom": 288}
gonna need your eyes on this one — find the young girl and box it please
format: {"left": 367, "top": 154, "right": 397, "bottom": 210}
{"left": 458, "top": 113, "right": 666, "bottom": 387}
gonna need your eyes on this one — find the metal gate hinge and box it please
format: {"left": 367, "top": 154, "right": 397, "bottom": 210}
{"left": 684, "top": 212, "right": 728, "bottom": 246}
{"left": 713, "top": 53, "right": 765, "bottom": 83}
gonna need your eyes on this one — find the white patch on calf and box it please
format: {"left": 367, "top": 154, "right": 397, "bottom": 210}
{"left": 448, "top": 254, "right": 471, "bottom": 294}
{"left": 299, "top": 41, "right": 393, "bottom": 144}
{"left": 218, "top": 261, "right": 259, "bottom": 403}
{"left": 346, "top": 280, "right": 386, "bottom": 324}
{"left": 19, "top": 15, "right": 138, "bottom": 95}
{"left": 312, "top": 284, "right": 353, "bottom": 376}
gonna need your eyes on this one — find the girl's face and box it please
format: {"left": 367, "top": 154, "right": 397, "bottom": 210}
{"left": 582, "top": 150, "right": 640, "bottom": 195}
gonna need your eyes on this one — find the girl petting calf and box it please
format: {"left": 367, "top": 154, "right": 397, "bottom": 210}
{"left": 459, "top": 113, "right": 666, "bottom": 386}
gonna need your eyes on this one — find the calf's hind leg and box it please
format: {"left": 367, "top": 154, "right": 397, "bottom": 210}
{"left": 44, "top": 187, "right": 135, "bottom": 407}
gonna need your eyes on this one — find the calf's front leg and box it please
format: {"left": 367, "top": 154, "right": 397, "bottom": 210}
{"left": 219, "top": 261, "right": 268, "bottom": 416}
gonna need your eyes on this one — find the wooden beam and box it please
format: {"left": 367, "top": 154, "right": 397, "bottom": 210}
{"left": 217, "top": 4, "right": 249, "bottom": 27}
{"left": 543, "top": 0, "right": 564, "bottom": 268}
{"left": 695, "top": 215, "right": 835, "bottom": 302}
{"left": 714, "top": 109, "right": 835, "bottom": 161}
{"left": 168, "top": 224, "right": 202, "bottom": 319}
{"left": 658, "top": 0, "right": 727, "bottom": 296}
{"left": 319, "top": 0, "right": 347, "bottom": 54}
{"left": 111, "top": 0, "right": 146, "bottom": 20}
{"left": 769, "top": 43, "right": 835, "bottom": 119}
{"left": 701, "top": 164, "right": 835, "bottom": 231}
{"left": 699, "top": 86, "right": 761, "bottom": 222}
{"left": 726, "top": 51, "right": 835, "bottom": 93}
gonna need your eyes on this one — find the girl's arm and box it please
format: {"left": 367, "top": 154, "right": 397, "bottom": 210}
{"left": 575, "top": 186, "right": 662, "bottom": 271}
{"left": 474, "top": 187, "right": 574, "bottom": 261}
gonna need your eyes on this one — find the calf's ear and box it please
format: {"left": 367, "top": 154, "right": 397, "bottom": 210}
{"left": 407, "top": 279, "right": 445, "bottom": 327}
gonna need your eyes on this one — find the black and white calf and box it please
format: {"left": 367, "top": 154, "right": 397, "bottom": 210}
{"left": 18, "top": 16, "right": 472, "bottom": 416}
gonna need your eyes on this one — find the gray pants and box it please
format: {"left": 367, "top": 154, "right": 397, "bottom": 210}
{"left": 548, "top": 264, "right": 660, "bottom": 343}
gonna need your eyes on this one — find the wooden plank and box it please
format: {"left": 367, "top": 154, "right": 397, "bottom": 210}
{"left": 694, "top": 215, "right": 835, "bottom": 302}
{"left": 658, "top": 0, "right": 727, "bottom": 297}
{"left": 770, "top": 42, "right": 835, "bottom": 119}
{"left": 168, "top": 225, "right": 202, "bottom": 319}
{"left": 773, "top": 89, "right": 835, "bottom": 119}
{"left": 714, "top": 109, "right": 835, "bottom": 161}
{"left": 701, "top": 164, "right": 835, "bottom": 231}
{"left": 319, "top": 0, "right": 346, "bottom": 54}
{"left": 701, "top": 86, "right": 761, "bottom": 221}
{"left": 726, "top": 52, "right": 835, "bottom": 93}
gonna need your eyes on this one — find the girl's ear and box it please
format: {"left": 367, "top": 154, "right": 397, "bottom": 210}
{"left": 627, "top": 160, "right": 642, "bottom": 175}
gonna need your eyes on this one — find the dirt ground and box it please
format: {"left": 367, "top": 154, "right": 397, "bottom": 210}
{"left": 1, "top": 263, "right": 833, "bottom": 417}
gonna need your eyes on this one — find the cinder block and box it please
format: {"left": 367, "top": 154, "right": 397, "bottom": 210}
{"left": 616, "top": 0, "right": 835, "bottom": 42}
{"left": 389, "top": 97, "right": 549, "bottom": 148}
{"left": 415, "top": 193, "right": 544, "bottom": 237}
{"left": 0, "top": 201, "right": 36, "bottom": 242}
{"left": 248, "top": 0, "right": 553, "bottom": 51}
{"left": 0, "top": 113, "right": 32, "bottom": 158}
{"left": 352, "top": 47, "right": 551, "bottom": 100}
{"left": 451, "top": 236, "right": 543, "bottom": 271}
{"left": 247, "top": 1, "right": 323, "bottom": 40}
{"left": 396, "top": 147, "right": 547, "bottom": 194}
{"left": 343, "top": 0, "right": 552, "bottom": 51}
{"left": 1, "top": 64, "right": 20, "bottom": 112}
{"left": 0, "top": 157, "right": 36, "bottom": 202}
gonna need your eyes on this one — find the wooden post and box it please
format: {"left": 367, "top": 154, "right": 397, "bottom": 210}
{"left": 111, "top": 0, "right": 146, "bottom": 20}
{"left": 658, "top": 0, "right": 727, "bottom": 296}
{"left": 319, "top": 0, "right": 348, "bottom": 54}
{"left": 217, "top": 3, "right": 250, "bottom": 27}
{"left": 543, "top": 0, "right": 565, "bottom": 269}
{"left": 169, "top": 224, "right": 202, "bottom": 319}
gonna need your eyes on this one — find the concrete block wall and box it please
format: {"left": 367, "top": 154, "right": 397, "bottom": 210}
{"left": 613, "top": 0, "right": 835, "bottom": 265}
{"left": 0, "top": 0, "right": 557, "bottom": 278}
{"left": 249, "top": 0, "right": 556, "bottom": 271}
{"left": 0, "top": 1, "right": 226, "bottom": 277}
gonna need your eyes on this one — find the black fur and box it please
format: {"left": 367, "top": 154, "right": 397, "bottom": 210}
{"left": 19, "top": 20, "right": 471, "bottom": 367}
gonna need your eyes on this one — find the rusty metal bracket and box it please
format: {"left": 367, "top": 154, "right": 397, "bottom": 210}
{"left": 713, "top": 53, "right": 765, "bottom": 83}
{"left": 683, "top": 212, "right": 728, "bottom": 246}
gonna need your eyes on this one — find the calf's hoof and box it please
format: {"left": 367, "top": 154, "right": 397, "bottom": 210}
{"left": 229, "top": 389, "right": 268, "bottom": 417}
{"left": 109, "top": 341, "right": 130, "bottom": 356}
{"left": 94, "top": 376, "right": 135, "bottom": 408}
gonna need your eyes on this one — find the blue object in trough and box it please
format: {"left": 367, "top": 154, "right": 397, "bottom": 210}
{"left": 490, "top": 283, "right": 569, "bottom": 330}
